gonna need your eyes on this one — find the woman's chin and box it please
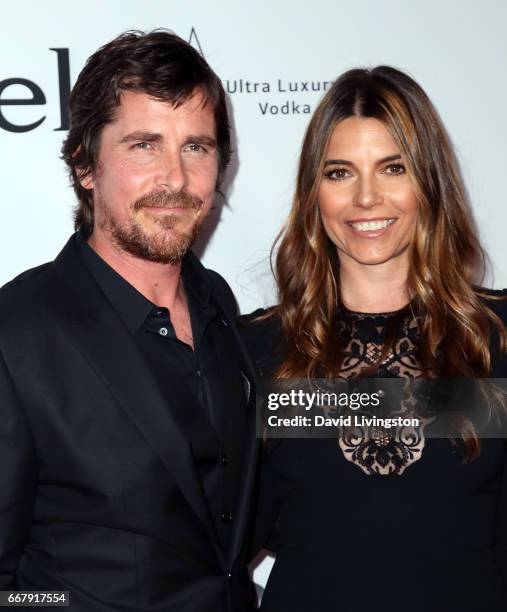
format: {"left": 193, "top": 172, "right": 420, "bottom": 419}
{"left": 339, "top": 249, "right": 406, "bottom": 268}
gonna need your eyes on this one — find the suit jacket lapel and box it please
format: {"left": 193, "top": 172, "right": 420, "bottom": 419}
{"left": 52, "top": 237, "right": 224, "bottom": 564}
{"left": 209, "top": 293, "right": 260, "bottom": 567}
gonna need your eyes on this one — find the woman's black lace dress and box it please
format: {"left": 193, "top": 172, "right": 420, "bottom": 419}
{"left": 336, "top": 307, "right": 426, "bottom": 476}
{"left": 241, "top": 294, "right": 507, "bottom": 612}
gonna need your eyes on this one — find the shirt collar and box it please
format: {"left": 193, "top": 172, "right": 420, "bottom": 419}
{"left": 75, "top": 231, "right": 153, "bottom": 334}
{"left": 75, "top": 231, "right": 216, "bottom": 334}
{"left": 181, "top": 250, "right": 214, "bottom": 313}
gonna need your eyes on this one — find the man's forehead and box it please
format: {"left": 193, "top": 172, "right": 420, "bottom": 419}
{"left": 102, "top": 90, "right": 215, "bottom": 137}
{"left": 114, "top": 89, "right": 212, "bottom": 116}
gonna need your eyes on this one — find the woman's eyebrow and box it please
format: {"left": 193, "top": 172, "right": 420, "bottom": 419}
{"left": 324, "top": 153, "right": 402, "bottom": 167}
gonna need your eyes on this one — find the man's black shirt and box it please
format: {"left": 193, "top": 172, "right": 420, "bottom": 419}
{"left": 75, "top": 232, "right": 247, "bottom": 548}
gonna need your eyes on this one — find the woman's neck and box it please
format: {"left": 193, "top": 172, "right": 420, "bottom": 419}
{"left": 338, "top": 255, "right": 410, "bottom": 314}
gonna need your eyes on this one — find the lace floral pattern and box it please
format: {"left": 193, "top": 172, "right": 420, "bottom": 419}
{"left": 336, "top": 307, "right": 431, "bottom": 476}
{"left": 338, "top": 308, "right": 422, "bottom": 378}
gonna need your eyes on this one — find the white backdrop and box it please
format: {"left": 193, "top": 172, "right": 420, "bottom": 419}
{"left": 2, "top": 0, "right": 506, "bottom": 592}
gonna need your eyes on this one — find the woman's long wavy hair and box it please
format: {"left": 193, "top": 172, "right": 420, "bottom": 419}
{"left": 273, "top": 66, "right": 506, "bottom": 458}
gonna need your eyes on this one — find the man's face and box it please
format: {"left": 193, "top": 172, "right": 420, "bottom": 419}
{"left": 83, "top": 90, "right": 218, "bottom": 264}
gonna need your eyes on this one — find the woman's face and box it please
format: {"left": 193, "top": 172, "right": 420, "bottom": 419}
{"left": 318, "top": 116, "right": 418, "bottom": 271}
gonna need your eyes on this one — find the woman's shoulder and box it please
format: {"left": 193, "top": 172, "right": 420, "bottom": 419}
{"left": 477, "top": 288, "right": 507, "bottom": 375}
{"left": 478, "top": 287, "right": 507, "bottom": 322}
{"left": 238, "top": 307, "right": 283, "bottom": 377}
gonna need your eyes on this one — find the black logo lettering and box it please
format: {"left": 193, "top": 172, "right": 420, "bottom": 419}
{"left": 0, "top": 78, "right": 46, "bottom": 133}
{"left": 51, "top": 48, "right": 71, "bottom": 131}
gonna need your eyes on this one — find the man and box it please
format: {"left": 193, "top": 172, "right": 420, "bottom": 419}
{"left": 0, "top": 30, "right": 257, "bottom": 611}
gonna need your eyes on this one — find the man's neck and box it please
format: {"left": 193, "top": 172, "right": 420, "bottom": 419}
{"left": 87, "top": 234, "right": 184, "bottom": 310}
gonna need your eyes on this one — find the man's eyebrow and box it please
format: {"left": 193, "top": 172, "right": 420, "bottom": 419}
{"left": 118, "top": 132, "right": 217, "bottom": 147}
{"left": 184, "top": 134, "right": 217, "bottom": 147}
{"left": 324, "top": 154, "right": 402, "bottom": 167}
{"left": 119, "top": 131, "right": 163, "bottom": 144}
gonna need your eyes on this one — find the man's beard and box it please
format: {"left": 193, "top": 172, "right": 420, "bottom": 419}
{"left": 101, "top": 190, "right": 206, "bottom": 264}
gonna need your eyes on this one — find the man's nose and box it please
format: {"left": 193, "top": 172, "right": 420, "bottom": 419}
{"left": 156, "top": 153, "right": 186, "bottom": 193}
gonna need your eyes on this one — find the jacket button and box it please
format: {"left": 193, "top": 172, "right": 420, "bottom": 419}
{"left": 221, "top": 511, "right": 233, "bottom": 522}
{"left": 220, "top": 454, "right": 230, "bottom": 466}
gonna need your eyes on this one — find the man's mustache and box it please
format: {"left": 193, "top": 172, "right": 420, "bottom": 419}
{"left": 133, "top": 190, "right": 204, "bottom": 211}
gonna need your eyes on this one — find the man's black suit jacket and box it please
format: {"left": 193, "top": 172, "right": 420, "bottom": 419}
{"left": 0, "top": 236, "right": 258, "bottom": 611}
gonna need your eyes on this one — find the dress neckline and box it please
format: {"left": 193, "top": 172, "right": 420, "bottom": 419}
{"left": 341, "top": 303, "right": 411, "bottom": 317}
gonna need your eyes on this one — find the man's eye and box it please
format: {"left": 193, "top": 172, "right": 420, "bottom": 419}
{"left": 133, "top": 142, "right": 152, "bottom": 150}
{"left": 384, "top": 163, "right": 405, "bottom": 175}
{"left": 324, "top": 168, "right": 350, "bottom": 181}
{"left": 186, "top": 143, "right": 205, "bottom": 152}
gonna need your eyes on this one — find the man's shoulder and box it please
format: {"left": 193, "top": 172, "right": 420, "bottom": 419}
{"left": 184, "top": 251, "right": 237, "bottom": 314}
{"left": 238, "top": 307, "right": 281, "bottom": 341}
{"left": 239, "top": 307, "right": 281, "bottom": 376}
{"left": 206, "top": 267, "right": 233, "bottom": 294}
{"left": 0, "top": 235, "right": 83, "bottom": 307}
{"left": 0, "top": 236, "right": 80, "bottom": 330}
{"left": 0, "top": 260, "right": 60, "bottom": 341}
{"left": 0, "top": 261, "right": 55, "bottom": 309}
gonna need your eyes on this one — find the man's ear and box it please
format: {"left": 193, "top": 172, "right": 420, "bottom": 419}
{"left": 79, "top": 171, "right": 94, "bottom": 190}
{"left": 72, "top": 145, "right": 94, "bottom": 190}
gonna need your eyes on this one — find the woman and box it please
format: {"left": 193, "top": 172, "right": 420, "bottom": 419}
{"left": 242, "top": 66, "right": 507, "bottom": 611}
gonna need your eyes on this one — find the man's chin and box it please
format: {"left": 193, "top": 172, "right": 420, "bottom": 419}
{"left": 142, "top": 208, "right": 194, "bottom": 228}
{"left": 111, "top": 224, "right": 200, "bottom": 265}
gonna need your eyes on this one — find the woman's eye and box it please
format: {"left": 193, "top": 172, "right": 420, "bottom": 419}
{"left": 324, "top": 168, "right": 350, "bottom": 181}
{"left": 384, "top": 163, "right": 405, "bottom": 175}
